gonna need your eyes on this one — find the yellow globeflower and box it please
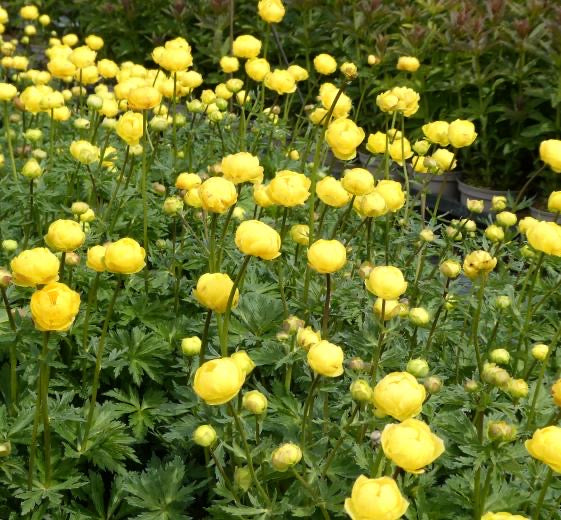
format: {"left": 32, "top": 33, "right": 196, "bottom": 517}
{"left": 319, "top": 83, "right": 352, "bottom": 119}
{"left": 422, "top": 121, "right": 449, "bottom": 146}
{"left": 397, "top": 56, "right": 420, "bottom": 72}
{"left": 0, "top": 82, "right": 17, "bottom": 101}
{"left": 10, "top": 248, "right": 60, "bottom": 287}
{"left": 551, "top": 379, "right": 561, "bottom": 407}
{"left": 290, "top": 224, "right": 309, "bottom": 245}
{"left": 448, "top": 119, "right": 477, "bottom": 148}
{"left": 527, "top": 221, "right": 561, "bottom": 256}
{"left": 86, "top": 245, "right": 106, "bottom": 272}
{"left": 258, "top": 0, "right": 285, "bottom": 23}
{"left": 193, "top": 272, "right": 239, "bottom": 313}
{"left": 69, "top": 45, "right": 96, "bottom": 69}
{"left": 219, "top": 55, "right": 239, "bottom": 73}
{"left": 307, "top": 340, "right": 344, "bottom": 377}
{"left": 30, "top": 282, "right": 80, "bottom": 331}
{"left": 313, "top": 53, "right": 337, "bottom": 75}
{"left": 264, "top": 69, "right": 296, "bottom": 95}
{"left": 297, "top": 326, "right": 321, "bottom": 350}
{"left": 355, "top": 191, "right": 387, "bottom": 218}
{"left": 365, "top": 266, "right": 407, "bottom": 300}
{"left": 325, "top": 118, "right": 365, "bottom": 161}
{"left": 85, "top": 34, "right": 104, "bottom": 51}
{"left": 307, "top": 239, "right": 346, "bottom": 274}
{"left": 525, "top": 426, "right": 561, "bottom": 473}
{"left": 432, "top": 148, "right": 457, "bottom": 171}
{"left": 267, "top": 170, "right": 311, "bottom": 207}
{"left": 116, "top": 111, "right": 143, "bottom": 146}
{"left": 463, "top": 250, "right": 497, "bottom": 279}
{"left": 128, "top": 86, "right": 162, "bottom": 111}
{"left": 366, "top": 131, "right": 387, "bottom": 154}
{"left": 271, "top": 443, "right": 302, "bottom": 471}
{"left": 103, "top": 238, "right": 146, "bottom": 274}
{"left": 193, "top": 357, "right": 245, "bottom": 405}
{"left": 341, "top": 168, "right": 375, "bottom": 196}
{"left": 344, "top": 475, "right": 409, "bottom": 520}
{"left": 44, "top": 219, "right": 85, "bottom": 252}
{"left": 199, "top": 177, "right": 238, "bottom": 213}
{"left": 316, "top": 176, "right": 352, "bottom": 207}
{"left": 547, "top": 191, "right": 561, "bottom": 213}
{"left": 69, "top": 140, "right": 100, "bottom": 164}
{"left": 176, "top": 172, "right": 201, "bottom": 191}
{"left": 253, "top": 183, "right": 275, "bottom": 208}
{"left": 481, "top": 513, "right": 528, "bottom": 520}
{"left": 245, "top": 58, "right": 271, "bottom": 82}
{"left": 221, "top": 152, "right": 263, "bottom": 185}
{"left": 539, "top": 139, "right": 561, "bottom": 172}
{"left": 232, "top": 35, "right": 262, "bottom": 59}
{"left": 235, "top": 220, "right": 281, "bottom": 260}
{"left": 373, "top": 372, "right": 426, "bottom": 421}
{"left": 381, "top": 419, "right": 445, "bottom": 473}
{"left": 20, "top": 5, "right": 39, "bottom": 20}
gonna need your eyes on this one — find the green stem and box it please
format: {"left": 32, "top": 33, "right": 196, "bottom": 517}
{"left": 284, "top": 334, "right": 297, "bottom": 393}
{"left": 424, "top": 278, "right": 451, "bottom": 354}
{"left": 533, "top": 467, "right": 553, "bottom": 520}
{"left": 321, "top": 406, "right": 359, "bottom": 478}
{"left": 321, "top": 274, "right": 331, "bottom": 339}
{"left": 39, "top": 332, "right": 52, "bottom": 486}
{"left": 199, "top": 309, "right": 213, "bottom": 366}
{"left": 3, "top": 101, "right": 17, "bottom": 181}
{"left": 81, "top": 272, "right": 100, "bottom": 352}
{"left": 329, "top": 196, "right": 356, "bottom": 240}
{"left": 292, "top": 469, "right": 331, "bottom": 520}
{"left": 141, "top": 111, "right": 149, "bottom": 294}
{"left": 1, "top": 287, "right": 17, "bottom": 412}
{"left": 471, "top": 277, "right": 488, "bottom": 377}
{"left": 301, "top": 375, "right": 321, "bottom": 450}
{"left": 370, "top": 300, "right": 386, "bottom": 384}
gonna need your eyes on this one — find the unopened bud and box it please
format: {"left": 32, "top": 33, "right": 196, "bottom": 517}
{"left": 358, "top": 261, "right": 374, "bottom": 280}
{"left": 0, "top": 269, "right": 12, "bottom": 288}
{"left": 1, "top": 239, "right": 17, "bottom": 252}
{"left": 181, "top": 336, "right": 201, "bottom": 356}
{"left": 495, "top": 295, "right": 511, "bottom": 309}
{"left": 234, "top": 466, "right": 252, "bottom": 492}
{"left": 424, "top": 376, "right": 442, "bottom": 394}
{"left": 155, "top": 239, "right": 167, "bottom": 250}
{"left": 87, "top": 94, "right": 103, "bottom": 109}
{"left": 464, "top": 379, "right": 480, "bottom": 393}
{"left": 531, "top": 343, "right": 549, "bottom": 362}
{"left": 406, "top": 358, "right": 429, "bottom": 378}
{"left": 271, "top": 443, "right": 302, "bottom": 471}
{"left": 0, "top": 441, "right": 11, "bottom": 457}
{"left": 488, "top": 420, "right": 516, "bottom": 442}
{"left": 466, "top": 198, "right": 484, "bottom": 214}
{"left": 73, "top": 117, "right": 90, "bottom": 129}
{"left": 242, "top": 390, "right": 268, "bottom": 414}
{"left": 193, "top": 424, "right": 217, "bottom": 447}
{"left": 163, "top": 196, "right": 183, "bottom": 215}
{"left": 350, "top": 379, "right": 373, "bottom": 402}
{"left": 507, "top": 378, "right": 529, "bottom": 399}
{"left": 409, "top": 307, "right": 430, "bottom": 326}
{"left": 283, "top": 315, "right": 305, "bottom": 334}
{"left": 348, "top": 357, "right": 367, "bottom": 372}
{"left": 489, "top": 348, "right": 510, "bottom": 365}
{"left": 152, "top": 182, "right": 166, "bottom": 195}
{"left": 419, "top": 228, "right": 435, "bottom": 242}
{"left": 65, "top": 252, "right": 80, "bottom": 266}
{"left": 439, "top": 260, "right": 461, "bottom": 279}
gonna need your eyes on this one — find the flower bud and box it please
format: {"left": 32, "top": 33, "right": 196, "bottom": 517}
{"left": 485, "top": 224, "right": 504, "bottom": 243}
{"left": 419, "top": 228, "right": 435, "bottom": 242}
{"left": 283, "top": 315, "right": 305, "bottom": 334}
{"left": 187, "top": 99, "right": 203, "bottom": 113}
{"left": 406, "top": 358, "right": 429, "bottom": 378}
{"left": 21, "top": 158, "right": 42, "bottom": 178}
{"left": 80, "top": 209, "right": 95, "bottom": 223}
{"left": 0, "top": 268, "right": 12, "bottom": 288}
{"left": 242, "top": 390, "right": 268, "bottom": 414}
{"left": 73, "top": 117, "right": 90, "bottom": 129}
{"left": 409, "top": 307, "right": 430, "bottom": 326}
{"left": 464, "top": 379, "right": 480, "bottom": 393}
{"left": 444, "top": 293, "right": 457, "bottom": 310}
{"left": 439, "top": 259, "right": 461, "bottom": 279}
{"left": 152, "top": 182, "right": 166, "bottom": 195}
{"left": 466, "top": 198, "right": 484, "bottom": 214}
{"left": 65, "top": 252, "right": 80, "bottom": 267}
{"left": 348, "top": 357, "right": 367, "bottom": 372}
{"left": 358, "top": 261, "right": 374, "bottom": 280}
{"left": 489, "top": 348, "right": 510, "bottom": 365}
{"left": 271, "top": 443, "right": 302, "bottom": 471}
{"left": 350, "top": 379, "right": 373, "bottom": 402}
{"left": 367, "top": 54, "right": 380, "bottom": 66}
{"left": 0, "top": 441, "right": 11, "bottom": 457}
{"left": 488, "top": 420, "right": 516, "bottom": 442}
{"left": 32, "top": 149, "right": 47, "bottom": 160}
{"left": 102, "top": 117, "right": 117, "bottom": 129}
{"left": 181, "top": 336, "right": 201, "bottom": 356}
{"left": 1, "top": 239, "right": 17, "bottom": 252}
{"left": 495, "top": 295, "right": 511, "bottom": 309}
{"left": 24, "top": 128, "right": 42, "bottom": 142}
{"left": 531, "top": 343, "right": 549, "bottom": 362}
{"left": 87, "top": 94, "right": 103, "bottom": 109}
{"left": 491, "top": 196, "right": 507, "bottom": 212}
{"left": 155, "top": 239, "right": 167, "bottom": 250}
{"left": 424, "top": 376, "right": 442, "bottom": 394}
{"left": 496, "top": 211, "right": 517, "bottom": 228}
{"left": 232, "top": 206, "right": 246, "bottom": 221}
{"left": 276, "top": 331, "right": 290, "bottom": 342}
{"left": 163, "top": 196, "right": 183, "bottom": 215}
{"left": 193, "top": 424, "right": 217, "bottom": 447}
{"left": 482, "top": 363, "right": 510, "bottom": 388}
{"left": 150, "top": 115, "right": 169, "bottom": 131}
{"left": 234, "top": 466, "right": 252, "bottom": 492}
{"left": 340, "top": 61, "right": 358, "bottom": 80}
{"left": 507, "top": 378, "right": 528, "bottom": 399}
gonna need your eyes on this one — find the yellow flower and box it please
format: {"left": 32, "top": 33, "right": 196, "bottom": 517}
{"left": 496, "top": 211, "right": 517, "bottom": 227}
{"left": 319, "top": 82, "right": 352, "bottom": 119}
{"left": 381, "top": 419, "right": 445, "bottom": 473}
{"left": 340, "top": 61, "right": 358, "bottom": 80}
{"left": 439, "top": 259, "right": 461, "bottom": 278}
{"left": 193, "top": 357, "right": 245, "bottom": 405}
{"left": 316, "top": 176, "right": 352, "bottom": 207}
{"left": 540, "top": 139, "right": 561, "bottom": 172}
{"left": 344, "top": 475, "right": 409, "bottom": 520}
{"left": 85, "top": 34, "right": 104, "bottom": 51}
{"left": 221, "top": 152, "right": 263, "bottom": 184}
{"left": 448, "top": 119, "right": 477, "bottom": 148}
{"left": 368, "top": 54, "right": 380, "bottom": 65}
{"left": 374, "top": 180, "right": 405, "bottom": 212}
{"left": 355, "top": 192, "right": 387, "bottom": 218}
{"left": 199, "top": 177, "right": 238, "bottom": 213}
{"left": 242, "top": 390, "right": 268, "bottom": 414}
{"left": 235, "top": 220, "right": 281, "bottom": 260}
{"left": 307, "top": 239, "right": 347, "bottom": 274}
{"left": 10, "top": 248, "right": 59, "bottom": 287}
{"left": 525, "top": 426, "right": 561, "bottom": 473}
{"left": 193, "top": 272, "right": 239, "bottom": 313}
{"left": 44, "top": 219, "right": 85, "bottom": 252}
{"left": 481, "top": 513, "right": 528, "bottom": 520}
{"left": 97, "top": 59, "right": 119, "bottom": 78}
{"left": 287, "top": 64, "right": 308, "bottom": 82}
{"left": 231, "top": 350, "right": 255, "bottom": 376}
{"left": 264, "top": 69, "right": 296, "bottom": 95}
{"left": 86, "top": 245, "right": 106, "bottom": 272}
{"left": 485, "top": 224, "right": 504, "bottom": 243}
{"left": 552, "top": 379, "right": 561, "bottom": 407}
{"left": 422, "top": 121, "right": 449, "bottom": 146}
{"left": 290, "top": 224, "right": 309, "bottom": 245}
{"left": 232, "top": 35, "right": 262, "bottom": 59}
{"left": 432, "top": 148, "right": 456, "bottom": 171}
{"left": 548, "top": 191, "right": 561, "bottom": 213}
{"left": 397, "top": 56, "right": 420, "bottom": 72}
{"left": 373, "top": 298, "right": 401, "bottom": 321}
{"left": 307, "top": 340, "right": 344, "bottom": 377}
{"left": 47, "top": 58, "right": 76, "bottom": 79}
{"left": 219, "top": 55, "right": 239, "bottom": 73}
{"left": 69, "top": 46, "right": 96, "bottom": 69}
{"left": 267, "top": 170, "right": 311, "bottom": 206}
{"left": 21, "top": 158, "right": 43, "bottom": 179}
{"left": 373, "top": 372, "right": 426, "bottom": 421}
{"left": 253, "top": 183, "right": 275, "bottom": 208}
{"left": 463, "top": 250, "right": 497, "bottom": 279}
{"left": 185, "top": 188, "right": 202, "bottom": 208}
{"left": 69, "top": 140, "right": 100, "bottom": 164}
{"left": 325, "top": 118, "right": 365, "bottom": 160}
{"left": 297, "top": 326, "right": 321, "bottom": 350}
{"left": 377, "top": 87, "right": 419, "bottom": 117}
{"left": 116, "top": 111, "right": 143, "bottom": 146}
{"left": 20, "top": 5, "right": 39, "bottom": 20}
{"left": 366, "top": 131, "right": 387, "bottom": 154}
{"left": 104, "top": 238, "right": 146, "bottom": 274}
{"left": 193, "top": 424, "right": 216, "bottom": 446}
{"left": 526, "top": 221, "right": 561, "bottom": 256}
{"left": 271, "top": 443, "right": 302, "bottom": 471}
{"left": 245, "top": 58, "right": 271, "bottom": 82}
{"left": 365, "top": 266, "right": 407, "bottom": 300}
{"left": 341, "top": 168, "right": 375, "bottom": 196}
{"left": 128, "top": 86, "right": 162, "bottom": 110}
{"left": 313, "top": 53, "right": 337, "bottom": 75}
{"left": 158, "top": 46, "right": 193, "bottom": 72}
{"left": 389, "top": 138, "right": 413, "bottom": 164}
{"left": 0, "top": 82, "right": 17, "bottom": 101}
{"left": 258, "top": 0, "right": 285, "bottom": 23}
{"left": 30, "top": 282, "right": 80, "bottom": 331}
{"left": 175, "top": 172, "right": 201, "bottom": 191}
{"left": 518, "top": 216, "right": 538, "bottom": 235}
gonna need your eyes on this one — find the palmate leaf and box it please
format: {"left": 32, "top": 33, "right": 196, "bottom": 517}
{"left": 123, "top": 456, "right": 197, "bottom": 520}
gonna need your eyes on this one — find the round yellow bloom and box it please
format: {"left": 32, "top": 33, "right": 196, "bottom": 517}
{"left": 193, "top": 272, "right": 239, "bottom": 313}
{"left": 47, "top": 58, "right": 76, "bottom": 78}
{"left": 232, "top": 35, "right": 262, "bottom": 59}
{"left": 422, "top": 121, "right": 449, "bottom": 146}
{"left": 463, "top": 250, "right": 497, "bottom": 279}
{"left": 539, "top": 139, "right": 561, "bottom": 172}
{"left": 158, "top": 47, "right": 193, "bottom": 72}
{"left": 44, "top": 220, "right": 85, "bottom": 252}
{"left": 264, "top": 69, "right": 296, "bottom": 95}
{"left": 253, "top": 183, "right": 274, "bottom": 208}
{"left": 30, "top": 282, "right": 80, "bottom": 332}
{"left": 235, "top": 220, "right": 281, "bottom": 260}
{"left": 389, "top": 138, "right": 413, "bottom": 164}
{"left": 128, "top": 86, "right": 162, "bottom": 110}
{"left": 366, "top": 131, "right": 387, "bottom": 154}
{"left": 485, "top": 224, "right": 504, "bottom": 243}
{"left": 10, "top": 248, "right": 60, "bottom": 287}
{"left": 287, "top": 64, "right": 308, "bottom": 82}
{"left": 525, "top": 426, "right": 561, "bottom": 473}
{"left": 98, "top": 59, "right": 119, "bottom": 78}
{"left": 245, "top": 58, "right": 271, "bottom": 82}
{"left": 221, "top": 152, "right": 264, "bottom": 185}
{"left": 258, "top": 0, "right": 285, "bottom": 23}
{"left": 193, "top": 357, "right": 245, "bottom": 405}
{"left": 69, "top": 46, "right": 96, "bottom": 69}
{"left": 365, "top": 266, "right": 407, "bottom": 300}
{"left": 316, "top": 176, "right": 352, "bottom": 207}
{"left": 103, "top": 238, "right": 146, "bottom": 274}
{"left": 448, "top": 119, "right": 477, "bottom": 148}
{"left": 86, "top": 245, "right": 106, "bottom": 272}
{"left": 219, "top": 55, "right": 239, "bottom": 73}
{"left": 85, "top": 35, "right": 104, "bottom": 51}
{"left": 381, "top": 419, "right": 444, "bottom": 473}
{"left": 374, "top": 180, "right": 405, "bottom": 212}
{"left": 527, "top": 221, "right": 561, "bottom": 256}
{"left": 355, "top": 192, "right": 387, "bottom": 217}
{"left": 69, "top": 140, "right": 100, "bottom": 164}
{"left": 297, "top": 326, "right": 321, "bottom": 350}
{"left": 548, "top": 191, "right": 561, "bottom": 213}
{"left": 313, "top": 53, "right": 337, "bottom": 75}
{"left": 481, "top": 513, "right": 528, "bottom": 520}
{"left": 344, "top": 475, "right": 409, "bottom": 520}
{"left": 290, "top": 224, "right": 309, "bottom": 245}
{"left": 176, "top": 172, "right": 201, "bottom": 190}
{"left": 307, "top": 239, "right": 346, "bottom": 274}
{"left": 199, "top": 177, "right": 238, "bottom": 213}
{"left": 496, "top": 211, "right": 517, "bottom": 227}
{"left": 518, "top": 216, "right": 538, "bottom": 235}
{"left": 397, "top": 56, "right": 420, "bottom": 72}
{"left": 242, "top": 390, "right": 268, "bottom": 414}
{"left": 267, "top": 170, "right": 311, "bottom": 207}
{"left": 271, "top": 443, "right": 302, "bottom": 471}
{"left": 319, "top": 82, "right": 352, "bottom": 119}
{"left": 439, "top": 259, "right": 461, "bottom": 279}
{"left": 432, "top": 148, "right": 457, "bottom": 171}
{"left": 0, "top": 83, "right": 17, "bottom": 101}
{"left": 185, "top": 188, "right": 202, "bottom": 208}
{"left": 552, "top": 379, "right": 561, "bottom": 407}
{"left": 231, "top": 350, "right": 255, "bottom": 376}
{"left": 325, "top": 118, "right": 365, "bottom": 160}
{"left": 307, "top": 340, "right": 344, "bottom": 377}
{"left": 62, "top": 34, "right": 79, "bottom": 47}
{"left": 341, "top": 168, "right": 375, "bottom": 196}
{"left": 193, "top": 424, "right": 216, "bottom": 446}
{"left": 116, "top": 111, "right": 143, "bottom": 146}
{"left": 373, "top": 372, "right": 426, "bottom": 421}
{"left": 20, "top": 5, "right": 39, "bottom": 20}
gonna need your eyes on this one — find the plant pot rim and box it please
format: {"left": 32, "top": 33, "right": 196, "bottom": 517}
{"left": 457, "top": 179, "right": 518, "bottom": 195}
